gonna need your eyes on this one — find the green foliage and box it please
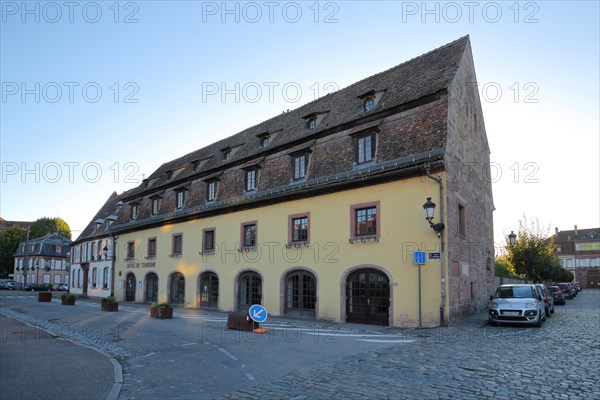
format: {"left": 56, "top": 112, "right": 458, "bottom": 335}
{"left": 101, "top": 296, "right": 117, "bottom": 303}
{"left": 0, "top": 226, "right": 27, "bottom": 277}
{"left": 506, "top": 216, "right": 565, "bottom": 283}
{"left": 494, "top": 256, "right": 523, "bottom": 278}
{"left": 61, "top": 293, "right": 76, "bottom": 301}
{"left": 29, "top": 217, "right": 72, "bottom": 240}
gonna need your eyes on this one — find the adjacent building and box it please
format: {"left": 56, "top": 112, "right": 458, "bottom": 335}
{"left": 0, "top": 217, "right": 32, "bottom": 234}
{"left": 13, "top": 234, "right": 71, "bottom": 288}
{"left": 69, "top": 193, "right": 124, "bottom": 298}
{"left": 99, "top": 36, "right": 494, "bottom": 327}
{"left": 553, "top": 226, "right": 600, "bottom": 288}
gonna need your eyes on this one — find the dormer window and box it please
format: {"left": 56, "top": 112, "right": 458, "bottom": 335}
{"left": 307, "top": 118, "right": 317, "bottom": 130}
{"left": 191, "top": 161, "right": 200, "bottom": 172}
{"left": 245, "top": 168, "right": 258, "bottom": 192}
{"left": 354, "top": 131, "right": 377, "bottom": 164}
{"left": 206, "top": 180, "right": 218, "bottom": 202}
{"left": 358, "top": 90, "right": 385, "bottom": 113}
{"left": 260, "top": 136, "right": 270, "bottom": 148}
{"left": 131, "top": 203, "right": 139, "bottom": 220}
{"left": 167, "top": 170, "right": 173, "bottom": 181}
{"left": 151, "top": 196, "right": 161, "bottom": 215}
{"left": 175, "top": 189, "right": 186, "bottom": 209}
{"left": 223, "top": 148, "right": 232, "bottom": 161}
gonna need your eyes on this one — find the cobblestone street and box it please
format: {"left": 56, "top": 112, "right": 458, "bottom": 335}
{"left": 220, "top": 291, "right": 600, "bottom": 400}
{"left": 1, "top": 290, "right": 599, "bottom": 399}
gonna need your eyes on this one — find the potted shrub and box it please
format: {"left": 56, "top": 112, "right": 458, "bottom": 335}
{"left": 100, "top": 296, "right": 119, "bottom": 312}
{"left": 152, "top": 302, "right": 173, "bottom": 319}
{"left": 150, "top": 302, "right": 158, "bottom": 318}
{"left": 226, "top": 307, "right": 258, "bottom": 331}
{"left": 37, "top": 284, "right": 53, "bottom": 302}
{"left": 61, "top": 292, "right": 76, "bottom": 305}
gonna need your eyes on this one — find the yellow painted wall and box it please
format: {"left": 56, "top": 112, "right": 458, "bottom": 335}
{"left": 114, "top": 175, "right": 448, "bottom": 327}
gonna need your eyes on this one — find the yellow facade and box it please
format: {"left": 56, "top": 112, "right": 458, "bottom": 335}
{"left": 114, "top": 175, "right": 448, "bottom": 327}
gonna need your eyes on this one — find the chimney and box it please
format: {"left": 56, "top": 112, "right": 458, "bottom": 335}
{"left": 575, "top": 225, "right": 578, "bottom": 238}
{"left": 555, "top": 227, "right": 559, "bottom": 235}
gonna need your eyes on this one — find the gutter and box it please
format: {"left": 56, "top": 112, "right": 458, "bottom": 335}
{"left": 426, "top": 165, "right": 446, "bottom": 327}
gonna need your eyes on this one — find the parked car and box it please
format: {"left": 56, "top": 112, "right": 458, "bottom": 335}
{"left": 23, "top": 283, "right": 44, "bottom": 291}
{"left": 5, "top": 281, "right": 16, "bottom": 290}
{"left": 488, "top": 284, "right": 546, "bottom": 327}
{"left": 548, "top": 285, "right": 566, "bottom": 305}
{"left": 535, "top": 284, "right": 554, "bottom": 316}
{"left": 556, "top": 283, "right": 574, "bottom": 300}
{"left": 0, "top": 279, "right": 7, "bottom": 289}
{"left": 58, "top": 283, "right": 69, "bottom": 291}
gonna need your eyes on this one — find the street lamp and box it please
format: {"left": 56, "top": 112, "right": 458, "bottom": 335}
{"left": 508, "top": 231, "right": 517, "bottom": 246}
{"left": 423, "top": 197, "right": 445, "bottom": 236}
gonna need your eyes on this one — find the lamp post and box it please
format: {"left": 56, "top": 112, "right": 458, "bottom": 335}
{"left": 508, "top": 231, "right": 517, "bottom": 246}
{"left": 422, "top": 197, "right": 445, "bottom": 236}
{"left": 22, "top": 229, "right": 30, "bottom": 290}
{"left": 422, "top": 195, "right": 446, "bottom": 326}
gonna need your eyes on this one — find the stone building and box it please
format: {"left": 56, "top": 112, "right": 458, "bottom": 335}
{"left": 553, "top": 226, "right": 600, "bottom": 288}
{"left": 99, "top": 36, "right": 494, "bottom": 327}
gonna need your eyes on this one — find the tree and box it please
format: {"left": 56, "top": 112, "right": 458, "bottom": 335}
{"left": 494, "top": 255, "right": 523, "bottom": 278}
{"left": 505, "top": 216, "right": 564, "bottom": 283}
{"left": 0, "top": 226, "right": 27, "bottom": 277}
{"left": 29, "top": 217, "right": 72, "bottom": 240}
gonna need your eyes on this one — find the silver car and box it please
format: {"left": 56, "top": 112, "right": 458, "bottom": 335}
{"left": 488, "top": 284, "right": 546, "bottom": 327}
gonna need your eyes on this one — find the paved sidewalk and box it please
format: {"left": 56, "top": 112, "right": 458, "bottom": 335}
{"left": 0, "top": 314, "right": 120, "bottom": 400}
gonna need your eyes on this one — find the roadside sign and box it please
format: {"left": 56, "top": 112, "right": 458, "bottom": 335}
{"left": 429, "top": 252, "right": 441, "bottom": 259}
{"left": 414, "top": 251, "right": 426, "bottom": 265}
{"left": 249, "top": 304, "right": 268, "bottom": 323}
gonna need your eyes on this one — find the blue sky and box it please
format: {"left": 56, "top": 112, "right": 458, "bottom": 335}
{"left": 1, "top": 1, "right": 599, "bottom": 249}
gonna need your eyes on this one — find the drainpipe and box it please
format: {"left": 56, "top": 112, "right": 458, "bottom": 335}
{"left": 426, "top": 167, "right": 446, "bottom": 327}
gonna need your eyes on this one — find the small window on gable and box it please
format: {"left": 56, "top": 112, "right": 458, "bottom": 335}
{"left": 364, "top": 97, "right": 375, "bottom": 112}
{"left": 458, "top": 204, "right": 466, "bottom": 237}
{"left": 307, "top": 118, "right": 317, "bottom": 130}
{"left": 167, "top": 170, "right": 173, "bottom": 181}
{"left": 192, "top": 161, "right": 200, "bottom": 172}
{"left": 223, "top": 148, "right": 232, "bottom": 161}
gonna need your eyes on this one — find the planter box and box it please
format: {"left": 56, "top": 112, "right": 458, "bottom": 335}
{"left": 101, "top": 302, "right": 119, "bottom": 312}
{"left": 150, "top": 306, "right": 158, "bottom": 318}
{"left": 226, "top": 313, "right": 259, "bottom": 331}
{"left": 38, "top": 292, "right": 52, "bottom": 302}
{"left": 157, "top": 307, "right": 173, "bottom": 319}
{"left": 61, "top": 298, "right": 76, "bottom": 305}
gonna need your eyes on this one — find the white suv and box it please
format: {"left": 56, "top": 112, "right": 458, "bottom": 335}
{"left": 488, "top": 284, "right": 546, "bottom": 327}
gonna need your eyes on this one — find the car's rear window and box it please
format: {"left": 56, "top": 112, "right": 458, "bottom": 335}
{"left": 495, "top": 286, "right": 534, "bottom": 298}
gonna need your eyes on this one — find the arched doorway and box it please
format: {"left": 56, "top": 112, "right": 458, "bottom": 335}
{"left": 125, "top": 273, "right": 136, "bottom": 302}
{"left": 145, "top": 273, "right": 158, "bottom": 303}
{"left": 285, "top": 270, "right": 316, "bottom": 318}
{"left": 170, "top": 272, "right": 185, "bottom": 305}
{"left": 237, "top": 271, "right": 261, "bottom": 310}
{"left": 346, "top": 269, "right": 389, "bottom": 326}
{"left": 199, "top": 272, "right": 219, "bottom": 309}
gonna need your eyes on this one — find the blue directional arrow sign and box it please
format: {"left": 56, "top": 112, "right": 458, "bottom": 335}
{"left": 414, "top": 251, "right": 426, "bottom": 265}
{"left": 249, "top": 304, "right": 268, "bottom": 323}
